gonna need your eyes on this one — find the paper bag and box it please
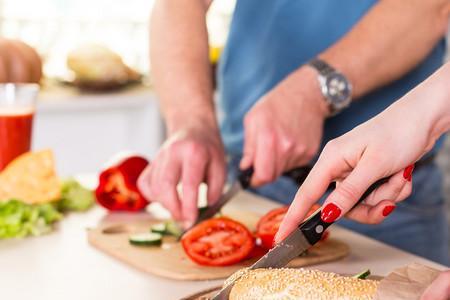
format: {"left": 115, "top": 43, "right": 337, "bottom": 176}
{"left": 374, "top": 263, "right": 442, "bottom": 299}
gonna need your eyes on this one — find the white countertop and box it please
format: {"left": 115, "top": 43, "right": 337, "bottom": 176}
{"left": 0, "top": 177, "right": 446, "bottom": 300}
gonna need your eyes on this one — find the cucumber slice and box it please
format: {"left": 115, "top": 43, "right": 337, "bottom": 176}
{"left": 165, "top": 220, "right": 183, "bottom": 238}
{"left": 150, "top": 223, "right": 167, "bottom": 234}
{"left": 353, "top": 269, "right": 371, "bottom": 279}
{"left": 129, "top": 233, "right": 162, "bottom": 246}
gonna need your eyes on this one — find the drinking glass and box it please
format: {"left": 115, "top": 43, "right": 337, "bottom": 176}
{"left": 0, "top": 83, "right": 39, "bottom": 171}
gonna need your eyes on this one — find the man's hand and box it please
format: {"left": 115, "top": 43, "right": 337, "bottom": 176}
{"left": 138, "top": 121, "right": 226, "bottom": 228}
{"left": 0, "top": 38, "right": 42, "bottom": 83}
{"left": 240, "top": 67, "right": 329, "bottom": 186}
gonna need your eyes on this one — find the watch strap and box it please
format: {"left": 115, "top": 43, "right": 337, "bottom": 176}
{"left": 308, "top": 58, "right": 335, "bottom": 76}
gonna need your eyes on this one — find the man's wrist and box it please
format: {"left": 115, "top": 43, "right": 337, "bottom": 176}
{"left": 292, "top": 66, "right": 332, "bottom": 118}
{"left": 166, "top": 106, "right": 219, "bottom": 135}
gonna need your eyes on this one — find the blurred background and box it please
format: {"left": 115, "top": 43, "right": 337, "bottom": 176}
{"left": 0, "top": 0, "right": 235, "bottom": 176}
{"left": 0, "top": 0, "right": 235, "bottom": 77}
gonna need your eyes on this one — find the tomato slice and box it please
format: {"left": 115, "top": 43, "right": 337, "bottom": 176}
{"left": 181, "top": 217, "right": 255, "bottom": 266}
{"left": 256, "top": 204, "right": 322, "bottom": 249}
{"left": 247, "top": 244, "right": 268, "bottom": 259}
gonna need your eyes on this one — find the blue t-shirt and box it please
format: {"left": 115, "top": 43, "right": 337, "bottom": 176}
{"left": 217, "top": 0, "right": 446, "bottom": 157}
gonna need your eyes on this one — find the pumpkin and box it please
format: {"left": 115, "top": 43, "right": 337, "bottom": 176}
{"left": 0, "top": 38, "right": 42, "bottom": 83}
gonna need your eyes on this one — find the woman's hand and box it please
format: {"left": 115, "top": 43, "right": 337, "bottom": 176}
{"left": 276, "top": 62, "right": 450, "bottom": 242}
{"left": 0, "top": 38, "right": 42, "bottom": 83}
{"left": 421, "top": 270, "right": 450, "bottom": 300}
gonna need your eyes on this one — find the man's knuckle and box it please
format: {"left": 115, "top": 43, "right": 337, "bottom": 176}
{"left": 184, "top": 141, "right": 200, "bottom": 153}
{"left": 280, "top": 138, "right": 295, "bottom": 154}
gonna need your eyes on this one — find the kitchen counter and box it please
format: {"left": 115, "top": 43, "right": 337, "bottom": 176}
{"left": 0, "top": 175, "right": 446, "bottom": 300}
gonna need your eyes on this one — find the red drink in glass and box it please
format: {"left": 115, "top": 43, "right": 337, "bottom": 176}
{"left": 0, "top": 109, "right": 34, "bottom": 170}
{"left": 0, "top": 84, "right": 38, "bottom": 171}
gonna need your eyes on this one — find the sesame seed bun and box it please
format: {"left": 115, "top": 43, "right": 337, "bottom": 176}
{"left": 229, "top": 268, "right": 379, "bottom": 300}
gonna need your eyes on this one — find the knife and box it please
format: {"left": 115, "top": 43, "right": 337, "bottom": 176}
{"left": 182, "top": 166, "right": 312, "bottom": 235}
{"left": 212, "top": 176, "right": 390, "bottom": 300}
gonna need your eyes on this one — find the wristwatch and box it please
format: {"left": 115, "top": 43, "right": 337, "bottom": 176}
{"left": 308, "top": 58, "right": 352, "bottom": 115}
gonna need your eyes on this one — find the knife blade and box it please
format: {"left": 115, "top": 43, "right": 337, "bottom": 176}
{"left": 183, "top": 166, "right": 312, "bottom": 234}
{"left": 185, "top": 180, "right": 242, "bottom": 230}
{"left": 181, "top": 168, "right": 254, "bottom": 234}
{"left": 212, "top": 176, "right": 390, "bottom": 300}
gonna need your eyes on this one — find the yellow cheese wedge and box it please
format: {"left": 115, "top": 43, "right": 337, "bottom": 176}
{"left": 0, "top": 150, "right": 60, "bottom": 204}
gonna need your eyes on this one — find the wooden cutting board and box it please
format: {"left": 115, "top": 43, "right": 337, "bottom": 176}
{"left": 87, "top": 191, "right": 349, "bottom": 281}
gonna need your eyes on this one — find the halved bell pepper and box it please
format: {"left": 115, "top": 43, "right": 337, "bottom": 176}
{"left": 95, "top": 155, "right": 149, "bottom": 211}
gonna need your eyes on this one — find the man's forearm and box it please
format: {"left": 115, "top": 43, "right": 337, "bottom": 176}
{"left": 319, "top": 0, "right": 450, "bottom": 99}
{"left": 150, "top": 0, "right": 217, "bottom": 134}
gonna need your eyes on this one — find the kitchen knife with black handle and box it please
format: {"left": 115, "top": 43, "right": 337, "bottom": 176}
{"left": 212, "top": 176, "right": 390, "bottom": 300}
{"left": 188, "top": 154, "right": 434, "bottom": 235}
{"left": 182, "top": 166, "right": 312, "bottom": 234}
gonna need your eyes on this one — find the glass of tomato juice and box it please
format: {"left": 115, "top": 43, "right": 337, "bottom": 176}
{"left": 0, "top": 83, "right": 39, "bottom": 171}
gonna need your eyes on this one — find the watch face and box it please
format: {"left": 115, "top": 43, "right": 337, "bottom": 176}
{"left": 325, "top": 73, "right": 352, "bottom": 108}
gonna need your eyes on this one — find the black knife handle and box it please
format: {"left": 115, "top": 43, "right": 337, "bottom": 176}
{"left": 238, "top": 166, "right": 313, "bottom": 190}
{"left": 238, "top": 167, "right": 254, "bottom": 189}
{"left": 301, "top": 176, "right": 390, "bottom": 245}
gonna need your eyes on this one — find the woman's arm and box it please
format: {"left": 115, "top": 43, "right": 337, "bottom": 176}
{"left": 276, "top": 62, "right": 450, "bottom": 242}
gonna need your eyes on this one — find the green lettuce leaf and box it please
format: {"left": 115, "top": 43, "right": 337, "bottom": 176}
{"left": 58, "top": 179, "right": 94, "bottom": 212}
{"left": 0, "top": 179, "right": 94, "bottom": 239}
{"left": 0, "top": 200, "right": 62, "bottom": 239}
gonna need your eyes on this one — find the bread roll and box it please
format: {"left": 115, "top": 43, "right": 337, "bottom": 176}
{"left": 229, "top": 268, "right": 378, "bottom": 300}
{"left": 67, "top": 44, "right": 139, "bottom": 87}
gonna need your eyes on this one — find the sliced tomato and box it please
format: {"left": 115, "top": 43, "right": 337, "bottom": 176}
{"left": 181, "top": 217, "right": 255, "bottom": 266}
{"left": 256, "top": 204, "right": 322, "bottom": 249}
{"left": 247, "top": 244, "right": 268, "bottom": 259}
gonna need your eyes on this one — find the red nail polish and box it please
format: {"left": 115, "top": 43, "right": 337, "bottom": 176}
{"left": 403, "top": 164, "right": 415, "bottom": 182}
{"left": 321, "top": 203, "right": 341, "bottom": 223}
{"left": 382, "top": 205, "right": 396, "bottom": 217}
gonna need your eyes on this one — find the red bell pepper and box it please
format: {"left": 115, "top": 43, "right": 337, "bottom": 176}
{"left": 95, "top": 155, "right": 149, "bottom": 211}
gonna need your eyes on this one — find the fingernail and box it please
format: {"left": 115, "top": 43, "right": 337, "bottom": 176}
{"left": 321, "top": 203, "right": 341, "bottom": 223}
{"left": 382, "top": 205, "right": 396, "bottom": 217}
{"left": 403, "top": 164, "right": 415, "bottom": 182}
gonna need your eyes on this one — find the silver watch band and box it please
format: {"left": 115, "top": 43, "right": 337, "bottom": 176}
{"left": 308, "top": 58, "right": 335, "bottom": 76}
{"left": 307, "top": 58, "right": 352, "bottom": 116}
